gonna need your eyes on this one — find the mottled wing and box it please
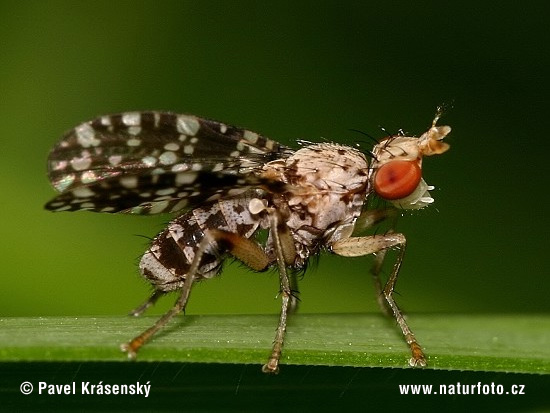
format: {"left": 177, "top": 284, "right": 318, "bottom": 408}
{"left": 45, "top": 112, "right": 291, "bottom": 214}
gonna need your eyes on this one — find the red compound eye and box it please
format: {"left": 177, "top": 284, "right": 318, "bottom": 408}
{"left": 373, "top": 160, "right": 422, "bottom": 200}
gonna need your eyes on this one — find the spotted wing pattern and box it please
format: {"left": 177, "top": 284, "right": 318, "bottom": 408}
{"left": 45, "top": 112, "right": 291, "bottom": 214}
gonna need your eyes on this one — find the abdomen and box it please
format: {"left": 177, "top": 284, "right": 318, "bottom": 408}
{"left": 139, "top": 194, "right": 262, "bottom": 292}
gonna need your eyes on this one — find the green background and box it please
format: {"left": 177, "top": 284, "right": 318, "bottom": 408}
{"left": 2, "top": 0, "right": 547, "bottom": 317}
{"left": 1, "top": 1, "right": 549, "bottom": 410}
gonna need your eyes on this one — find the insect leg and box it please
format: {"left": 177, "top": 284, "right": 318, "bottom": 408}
{"left": 262, "top": 209, "right": 295, "bottom": 374}
{"left": 193, "top": 228, "right": 300, "bottom": 372}
{"left": 370, "top": 247, "right": 392, "bottom": 317}
{"left": 273, "top": 210, "right": 300, "bottom": 314}
{"left": 207, "top": 229, "right": 269, "bottom": 271}
{"left": 288, "top": 271, "right": 300, "bottom": 315}
{"left": 128, "top": 290, "right": 165, "bottom": 317}
{"left": 121, "top": 231, "right": 217, "bottom": 359}
{"left": 353, "top": 208, "right": 398, "bottom": 316}
{"left": 331, "top": 233, "right": 427, "bottom": 367}
{"left": 352, "top": 207, "right": 397, "bottom": 235}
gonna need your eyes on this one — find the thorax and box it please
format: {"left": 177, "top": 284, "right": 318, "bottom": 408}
{"left": 262, "top": 143, "right": 370, "bottom": 264}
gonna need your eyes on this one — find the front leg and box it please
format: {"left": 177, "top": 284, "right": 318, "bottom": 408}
{"left": 330, "top": 233, "right": 427, "bottom": 367}
{"left": 352, "top": 208, "right": 398, "bottom": 316}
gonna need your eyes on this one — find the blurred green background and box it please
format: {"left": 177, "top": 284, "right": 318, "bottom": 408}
{"left": 1, "top": 0, "right": 548, "bottom": 318}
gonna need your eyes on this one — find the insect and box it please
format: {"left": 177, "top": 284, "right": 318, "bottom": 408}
{"left": 45, "top": 109, "right": 451, "bottom": 373}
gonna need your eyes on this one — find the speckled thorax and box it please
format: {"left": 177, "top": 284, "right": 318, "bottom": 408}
{"left": 261, "top": 142, "right": 370, "bottom": 264}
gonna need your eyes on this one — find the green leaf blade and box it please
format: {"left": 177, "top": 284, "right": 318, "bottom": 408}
{"left": 0, "top": 314, "right": 548, "bottom": 374}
